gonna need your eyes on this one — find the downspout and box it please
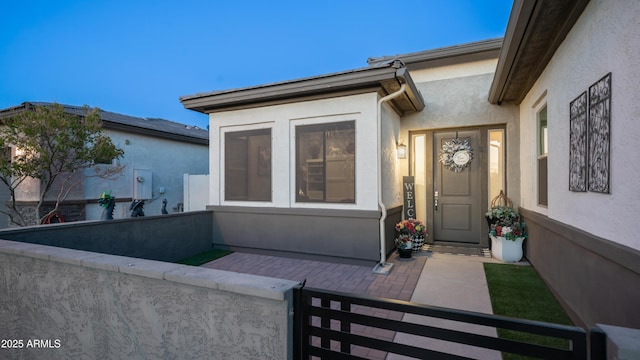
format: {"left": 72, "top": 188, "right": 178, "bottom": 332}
{"left": 377, "top": 82, "right": 406, "bottom": 268}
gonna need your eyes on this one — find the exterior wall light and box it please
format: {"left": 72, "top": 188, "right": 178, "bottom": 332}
{"left": 396, "top": 141, "right": 407, "bottom": 159}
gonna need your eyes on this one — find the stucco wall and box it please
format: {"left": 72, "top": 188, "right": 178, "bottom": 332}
{"left": 381, "top": 101, "right": 403, "bottom": 208}
{"left": 399, "top": 68, "right": 520, "bottom": 207}
{"left": 208, "top": 92, "right": 379, "bottom": 211}
{"left": 518, "top": 0, "right": 640, "bottom": 249}
{"left": 0, "top": 211, "right": 213, "bottom": 263}
{"left": 210, "top": 206, "right": 381, "bottom": 264}
{"left": 0, "top": 240, "right": 297, "bottom": 360}
{"left": 84, "top": 129, "right": 209, "bottom": 219}
{"left": 522, "top": 208, "right": 640, "bottom": 329}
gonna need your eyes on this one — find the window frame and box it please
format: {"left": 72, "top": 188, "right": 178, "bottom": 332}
{"left": 220, "top": 124, "right": 273, "bottom": 205}
{"left": 294, "top": 120, "right": 356, "bottom": 204}
{"left": 488, "top": 128, "right": 506, "bottom": 207}
{"left": 290, "top": 115, "right": 360, "bottom": 209}
{"left": 536, "top": 103, "right": 549, "bottom": 207}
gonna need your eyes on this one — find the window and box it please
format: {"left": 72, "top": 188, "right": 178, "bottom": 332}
{"left": 537, "top": 105, "right": 548, "bottom": 206}
{"left": 224, "top": 128, "right": 271, "bottom": 201}
{"left": 488, "top": 129, "right": 505, "bottom": 205}
{"left": 296, "top": 121, "right": 355, "bottom": 203}
{"left": 410, "top": 133, "right": 427, "bottom": 222}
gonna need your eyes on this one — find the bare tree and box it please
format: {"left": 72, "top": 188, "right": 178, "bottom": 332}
{"left": 0, "top": 103, "right": 124, "bottom": 226}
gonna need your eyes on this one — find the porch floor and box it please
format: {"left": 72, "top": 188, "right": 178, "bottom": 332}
{"left": 202, "top": 247, "right": 522, "bottom": 359}
{"left": 423, "top": 244, "right": 492, "bottom": 257}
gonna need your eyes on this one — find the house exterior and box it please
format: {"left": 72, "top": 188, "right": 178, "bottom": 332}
{"left": 180, "top": 40, "right": 516, "bottom": 264}
{"left": 181, "top": 60, "right": 427, "bottom": 264}
{"left": 181, "top": 0, "right": 639, "bottom": 328}
{"left": 0, "top": 102, "right": 209, "bottom": 226}
{"left": 489, "top": 0, "right": 640, "bottom": 329}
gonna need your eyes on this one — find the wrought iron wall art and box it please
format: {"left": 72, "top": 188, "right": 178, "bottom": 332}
{"left": 587, "top": 72, "right": 611, "bottom": 193}
{"left": 569, "top": 91, "right": 588, "bottom": 191}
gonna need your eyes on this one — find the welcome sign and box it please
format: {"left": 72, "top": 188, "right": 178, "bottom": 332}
{"left": 403, "top": 176, "right": 415, "bottom": 220}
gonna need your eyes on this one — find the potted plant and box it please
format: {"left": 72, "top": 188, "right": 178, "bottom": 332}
{"left": 395, "top": 234, "right": 413, "bottom": 258}
{"left": 485, "top": 206, "right": 527, "bottom": 262}
{"left": 395, "top": 219, "right": 428, "bottom": 257}
{"left": 410, "top": 219, "right": 427, "bottom": 252}
{"left": 485, "top": 206, "right": 519, "bottom": 226}
{"left": 98, "top": 190, "right": 116, "bottom": 220}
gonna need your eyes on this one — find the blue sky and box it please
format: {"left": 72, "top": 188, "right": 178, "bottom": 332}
{"left": 0, "top": 1, "right": 513, "bottom": 129}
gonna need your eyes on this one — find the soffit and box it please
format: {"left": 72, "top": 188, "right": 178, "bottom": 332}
{"left": 489, "top": 0, "right": 591, "bottom": 104}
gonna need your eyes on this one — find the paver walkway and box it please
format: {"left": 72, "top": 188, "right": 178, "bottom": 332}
{"left": 202, "top": 251, "right": 425, "bottom": 301}
{"left": 202, "top": 250, "right": 501, "bottom": 359}
{"left": 203, "top": 251, "right": 426, "bottom": 359}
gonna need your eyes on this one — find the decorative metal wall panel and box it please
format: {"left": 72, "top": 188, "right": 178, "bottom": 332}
{"left": 569, "top": 91, "right": 588, "bottom": 191}
{"left": 587, "top": 73, "right": 611, "bottom": 193}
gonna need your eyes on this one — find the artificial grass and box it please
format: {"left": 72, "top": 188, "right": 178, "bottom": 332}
{"left": 176, "top": 249, "right": 233, "bottom": 266}
{"left": 484, "top": 263, "right": 573, "bottom": 360}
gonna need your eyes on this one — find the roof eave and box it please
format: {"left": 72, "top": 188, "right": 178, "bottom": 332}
{"left": 395, "top": 67, "right": 425, "bottom": 112}
{"left": 0, "top": 102, "right": 209, "bottom": 145}
{"left": 368, "top": 38, "right": 503, "bottom": 70}
{"left": 488, "top": 0, "right": 537, "bottom": 105}
{"left": 102, "top": 121, "right": 209, "bottom": 146}
{"left": 489, "top": 0, "right": 591, "bottom": 105}
{"left": 180, "top": 63, "right": 424, "bottom": 114}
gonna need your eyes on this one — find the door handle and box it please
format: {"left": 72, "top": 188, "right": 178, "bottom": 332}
{"left": 434, "top": 191, "right": 439, "bottom": 211}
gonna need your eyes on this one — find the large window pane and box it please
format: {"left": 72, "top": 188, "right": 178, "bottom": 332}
{"left": 225, "top": 128, "right": 271, "bottom": 201}
{"left": 296, "top": 121, "right": 355, "bottom": 203}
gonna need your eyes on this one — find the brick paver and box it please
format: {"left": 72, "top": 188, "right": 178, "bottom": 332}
{"left": 201, "top": 251, "right": 426, "bottom": 301}
{"left": 202, "top": 250, "right": 428, "bottom": 360}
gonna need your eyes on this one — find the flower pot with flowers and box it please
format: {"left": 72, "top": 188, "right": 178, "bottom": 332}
{"left": 395, "top": 219, "right": 428, "bottom": 257}
{"left": 410, "top": 219, "right": 427, "bottom": 252}
{"left": 485, "top": 206, "right": 527, "bottom": 262}
{"left": 395, "top": 235, "right": 413, "bottom": 258}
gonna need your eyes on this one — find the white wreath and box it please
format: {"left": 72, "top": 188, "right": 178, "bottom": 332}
{"left": 439, "top": 138, "right": 473, "bottom": 172}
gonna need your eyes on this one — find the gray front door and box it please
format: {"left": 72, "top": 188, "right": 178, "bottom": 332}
{"left": 433, "top": 130, "right": 481, "bottom": 244}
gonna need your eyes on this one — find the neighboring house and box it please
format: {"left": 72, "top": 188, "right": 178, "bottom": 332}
{"left": 0, "top": 102, "right": 209, "bottom": 226}
{"left": 181, "top": 0, "right": 639, "bottom": 328}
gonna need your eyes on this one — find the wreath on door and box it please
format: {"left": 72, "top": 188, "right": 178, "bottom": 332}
{"left": 439, "top": 138, "right": 473, "bottom": 172}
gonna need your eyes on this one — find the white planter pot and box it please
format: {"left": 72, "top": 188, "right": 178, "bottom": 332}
{"left": 490, "top": 235, "right": 524, "bottom": 262}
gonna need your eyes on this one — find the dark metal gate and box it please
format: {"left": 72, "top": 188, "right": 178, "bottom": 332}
{"left": 293, "top": 286, "right": 606, "bottom": 359}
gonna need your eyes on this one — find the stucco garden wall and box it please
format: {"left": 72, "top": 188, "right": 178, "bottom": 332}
{"left": 0, "top": 240, "right": 298, "bottom": 360}
{"left": 518, "top": 0, "right": 640, "bottom": 250}
{"left": 0, "top": 211, "right": 213, "bottom": 263}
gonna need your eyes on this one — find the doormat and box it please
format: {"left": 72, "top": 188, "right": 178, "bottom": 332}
{"left": 423, "top": 244, "right": 491, "bottom": 258}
